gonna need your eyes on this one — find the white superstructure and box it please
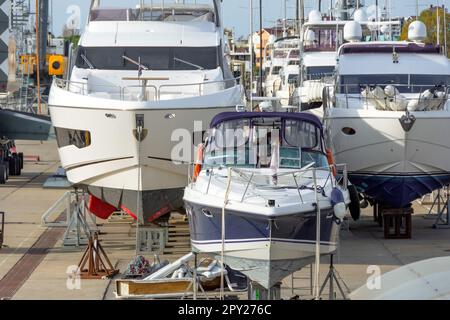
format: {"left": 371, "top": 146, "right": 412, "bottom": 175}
{"left": 48, "top": 1, "right": 244, "bottom": 222}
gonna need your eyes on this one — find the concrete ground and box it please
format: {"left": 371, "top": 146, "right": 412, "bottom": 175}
{"left": 1, "top": 139, "right": 450, "bottom": 300}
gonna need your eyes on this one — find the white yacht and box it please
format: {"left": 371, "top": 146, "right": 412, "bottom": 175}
{"left": 292, "top": 10, "right": 402, "bottom": 114}
{"left": 48, "top": 0, "right": 244, "bottom": 223}
{"left": 272, "top": 48, "right": 300, "bottom": 109}
{"left": 263, "top": 37, "right": 298, "bottom": 98}
{"left": 184, "top": 112, "right": 355, "bottom": 289}
{"left": 324, "top": 21, "right": 450, "bottom": 208}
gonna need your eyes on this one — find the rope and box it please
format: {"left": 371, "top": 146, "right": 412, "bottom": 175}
{"left": 220, "top": 167, "right": 233, "bottom": 300}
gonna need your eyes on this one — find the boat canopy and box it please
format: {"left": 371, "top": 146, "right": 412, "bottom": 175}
{"left": 210, "top": 112, "right": 323, "bottom": 130}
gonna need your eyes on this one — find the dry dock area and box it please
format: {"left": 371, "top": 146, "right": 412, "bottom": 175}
{"left": 0, "top": 139, "right": 449, "bottom": 300}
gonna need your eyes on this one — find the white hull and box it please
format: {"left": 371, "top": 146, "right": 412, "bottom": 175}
{"left": 325, "top": 109, "right": 450, "bottom": 175}
{"left": 49, "top": 84, "right": 241, "bottom": 192}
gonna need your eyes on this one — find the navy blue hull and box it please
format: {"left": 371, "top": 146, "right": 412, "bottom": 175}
{"left": 185, "top": 202, "right": 339, "bottom": 248}
{"left": 185, "top": 201, "right": 340, "bottom": 288}
{"left": 349, "top": 173, "right": 450, "bottom": 208}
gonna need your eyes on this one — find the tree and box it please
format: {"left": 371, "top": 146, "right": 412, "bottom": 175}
{"left": 400, "top": 6, "right": 450, "bottom": 57}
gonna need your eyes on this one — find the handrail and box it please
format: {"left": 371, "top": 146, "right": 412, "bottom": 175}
{"left": 188, "top": 162, "right": 349, "bottom": 206}
{"left": 323, "top": 83, "right": 450, "bottom": 111}
{"left": 53, "top": 76, "right": 241, "bottom": 102}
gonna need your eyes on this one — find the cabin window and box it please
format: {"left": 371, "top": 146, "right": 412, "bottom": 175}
{"left": 272, "top": 66, "right": 282, "bottom": 75}
{"left": 339, "top": 74, "right": 409, "bottom": 93}
{"left": 55, "top": 128, "right": 92, "bottom": 149}
{"left": 288, "top": 74, "right": 299, "bottom": 85}
{"left": 339, "top": 74, "right": 450, "bottom": 94}
{"left": 306, "top": 66, "right": 335, "bottom": 80}
{"left": 76, "top": 46, "right": 220, "bottom": 71}
{"left": 409, "top": 75, "right": 450, "bottom": 93}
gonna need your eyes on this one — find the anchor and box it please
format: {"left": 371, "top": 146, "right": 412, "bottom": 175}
{"left": 399, "top": 110, "right": 416, "bottom": 132}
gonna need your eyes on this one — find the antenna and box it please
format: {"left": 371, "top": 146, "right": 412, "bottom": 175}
{"left": 444, "top": 3, "right": 448, "bottom": 57}
{"left": 249, "top": 0, "right": 253, "bottom": 107}
{"left": 436, "top": 1, "right": 440, "bottom": 46}
{"left": 416, "top": 0, "right": 419, "bottom": 20}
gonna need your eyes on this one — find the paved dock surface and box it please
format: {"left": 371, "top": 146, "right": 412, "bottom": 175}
{"left": 1, "top": 139, "right": 450, "bottom": 300}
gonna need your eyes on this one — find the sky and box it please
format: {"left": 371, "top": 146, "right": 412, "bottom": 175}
{"left": 46, "top": 0, "right": 449, "bottom": 37}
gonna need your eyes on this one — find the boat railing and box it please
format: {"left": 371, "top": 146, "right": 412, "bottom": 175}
{"left": 323, "top": 83, "right": 450, "bottom": 111}
{"left": 188, "top": 163, "right": 348, "bottom": 205}
{"left": 53, "top": 77, "right": 240, "bottom": 102}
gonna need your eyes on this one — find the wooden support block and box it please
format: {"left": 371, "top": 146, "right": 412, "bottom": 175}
{"left": 382, "top": 207, "right": 413, "bottom": 239}
{"left": 115, "top": 279, "right": 193, "bottom": 298}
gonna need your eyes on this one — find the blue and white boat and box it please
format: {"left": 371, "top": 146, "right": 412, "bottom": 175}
{"left": 324, "top": 21, "right": 450, "bottom": 208}
{"left": 183, "top": 112, "right": 353, "bottom": 289}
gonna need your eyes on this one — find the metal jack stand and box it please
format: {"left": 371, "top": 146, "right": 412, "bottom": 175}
{"left": 424, "top": 189, "right": 446, "bottom": 219}
{"left": 77, "top": 233, "right": 119, "bottom": 279}
{"left": 181, "top": 253, "right": 209, "bottom": 300}
{"left": 63, "top": 188, "right": 97, "bottom": 246}
{"left": 318, "top": 255, "right": 347, "bottom": 300}
{"left": 433, "top": 186, "right": 450, "bottom": 229}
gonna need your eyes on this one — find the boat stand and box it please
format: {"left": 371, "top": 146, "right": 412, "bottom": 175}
{"left": 63, "top": 188, "right": 98, "bottom": 246}
{"left": 318, "top": 254, "right": 348, "bottom": 300}
{"left": 433, "top": 186, "right": 450, "bottom": 229}
{"left": 77, "top": 232, "right": 119, "bottom": 279}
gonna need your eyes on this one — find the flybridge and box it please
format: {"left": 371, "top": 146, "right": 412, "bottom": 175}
{"left": 89, "top": 0, "right": 220, "bottom": 25}
{"left": 340, "top": 42, "right": 441, "bottom": 55}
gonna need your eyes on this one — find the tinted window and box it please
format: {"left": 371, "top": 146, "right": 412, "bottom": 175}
{"left": 76, "top": 46, "right": 220, "bottom": 70}
{"left": 55, "top": 128, "right": 91, "bottom": 149}
{"left": 306, "top": 66, "right": 335, "bottom": 80}
{"left": 339, "top": 74, "right": 450, "bottom": 94}
{"left": 410, "top": 75, "right": 450, "bottom": 93}
{"left": 339, "top": 74, "right": 409, "bottom": 93}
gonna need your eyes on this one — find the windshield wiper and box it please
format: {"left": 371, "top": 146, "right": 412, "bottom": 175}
{"left": 174, "top": 57, "right": 204, "bottom": 70}
{"left": 122, "top": 55, "right": 149, "bottom": 71}
{"left": 81, "top": 54, "right": 95, "bottom": 69}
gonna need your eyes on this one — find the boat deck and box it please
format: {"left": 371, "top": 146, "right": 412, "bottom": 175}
{"left": 1, "top": 140, "right": 450, "bottom": 300}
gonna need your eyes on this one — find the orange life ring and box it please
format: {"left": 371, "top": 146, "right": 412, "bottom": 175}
{"left": 326, "top": 148, "right": 337, "bottom": 177}
{"left": 193, "top": 144, "right": 204, "bottom": 181}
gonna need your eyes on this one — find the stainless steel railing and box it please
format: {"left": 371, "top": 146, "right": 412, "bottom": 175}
{"left": 323, "top": 83, "right": 450, "bottom": 111}
{"left": 53, "top": 77, "right": 240, "bottom": 102}
{"left": 187, "top": 162, "right": 348, "bottom": 206}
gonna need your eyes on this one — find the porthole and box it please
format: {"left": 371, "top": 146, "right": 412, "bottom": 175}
{"left": 342, "top": 127, "right": 356, "bottom": 136}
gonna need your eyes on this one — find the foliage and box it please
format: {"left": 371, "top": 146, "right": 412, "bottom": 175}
{"left": 400, "top": 7, "right": 450, "bottom": 57}
{"left": 64, "top": 35, "right": 81, "bottom": 48}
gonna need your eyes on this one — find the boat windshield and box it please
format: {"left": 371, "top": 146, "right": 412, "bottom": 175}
{"left": 75, "top": 46, "right": 220, "bottom": 71}
{"left": 204, "top": 117, "right": 328, "bottom": 169}
{"left": 338, "top": 74, "right": 450, "bottom": 94}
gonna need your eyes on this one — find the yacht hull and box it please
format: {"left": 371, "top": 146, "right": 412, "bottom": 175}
{"left": 185, "top": 201, "right": 339, "bottom": 289}
{"left": 325, "top": 109, "right": 450, "bottom": 207}
{"left": 49, "top": 86, "right": 240, "bottom": 221}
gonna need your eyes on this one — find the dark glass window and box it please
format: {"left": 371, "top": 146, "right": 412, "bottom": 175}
{"left": 339, "top": 74, "right": 450, "bottom": 94}
{"left": 339, "top": 74, "right": 409, "bottom": 93}
{"left": 306, "top": 66, "right": 335, "bottom": 80}
{"left": 55, "top": 128, "right": 91, "bottom": 149}
{"left": 288, "top": 74, "right": 299, "bottom": 85}
{"left": 75, "top": 46, "right": 220, "bottom": 71}
{"left": 409, "top": 75, "right": 450, "bottom": 93}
